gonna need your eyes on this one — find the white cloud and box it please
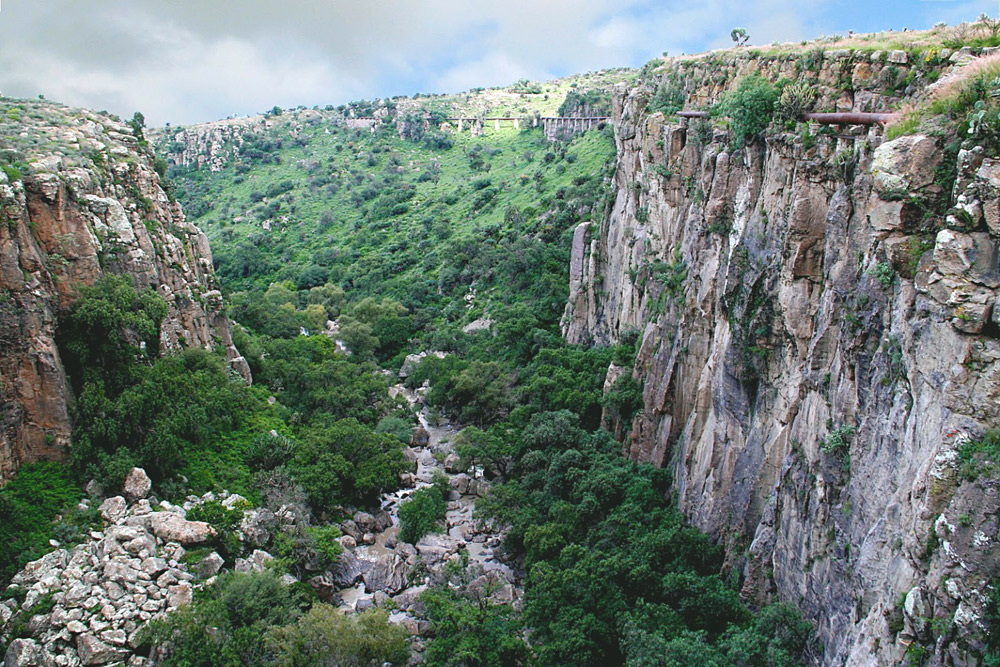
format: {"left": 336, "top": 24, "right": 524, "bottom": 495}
{"left": 433, "top": 51, "right": 538, "bottom": 94}
{"left": 0, "top": 0, "right": 848, "bottom": 125}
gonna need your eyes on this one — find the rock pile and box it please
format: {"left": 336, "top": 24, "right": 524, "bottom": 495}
{"left": 1, "top": 469, "right": 223, "bottom": 666}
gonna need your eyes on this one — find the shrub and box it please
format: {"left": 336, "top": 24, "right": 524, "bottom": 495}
{"left": 375, "top": 416, "right": 416, "bottom": 444}
{"left": 0, "top": 463, "right": 82, "bottom": 586}
{"left": 141, "top": 571, "right": 305, "bottom": 666}
{"left": 267, "top": 606, "right": 409, "bottom": 666}
{"left": 821, "top": 425, "right": 856, "bottom": 462}
{"left": 776, "top": 80, "right": 816, "bottom": 122}
{"left": 872, "top": 261, "right": 896, "bottom": 290}
{"left": 244, "top": 432, "right": 296, "bottom": 472}
{"left": 713, "top": 73, "right": 778, "bottom": 148}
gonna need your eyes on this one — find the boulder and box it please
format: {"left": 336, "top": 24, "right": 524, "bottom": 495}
{"left": 76, "top": 634, "right": 124, "bottom": 665}
{"left": 353, "top": 512, "right": 377, "bottom": 532}
{"left": 140, "top": 557, "right": 168, "bottom": 577}
{"left": 392, "top": 585, "right": 428, "bottom": 614}
{"left": 362, "top": 553, "right": 411, "bottom": 595}
{"left": 443, "top": 454, "right": 464, "bottom": 473}
{"left": 450, "top": 474, "right": 473, "bottom": 495}
{"left": 340, "top": 520, "right": 362, "bottom": 540}
{"left": 166, "top": 582, "right": 192, "bottom": 608}
{"left": 872, "top": 134, "right": 940, "bottom": 194}
{"left": 11, "top": 549, "right": 68, "bottom": 586}
{"left": 220, "top": 493, "right": 248, "bottom": 510}
{"left": 147, "top": 513, "right": 216, "bottom": 545}
{"left": 99, "top": 497, "right": 128, "bottom": 523}
{"left": 372, "top": 510, "right": 393, "bottom": 532}
{"left": 240, "top": 508, "right": 276, "bottom": 547}
{"left": 328, "top": 550, "right": 366, "bottom": 588}
{"left": 248, "top": 550, "right": 274, "bottom": 572}
{"left": 4, "top": 638, "right": 40, "bottom": 666}
{"left": 195, "top": 552, "right": 224, "bottom": 579}
{"left": 122, "top": 468, "right": 152, "bottom": 502}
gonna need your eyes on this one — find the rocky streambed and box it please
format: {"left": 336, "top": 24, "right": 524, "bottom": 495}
{"left": 324, "top": 382, "right": 520, "bottom": 641}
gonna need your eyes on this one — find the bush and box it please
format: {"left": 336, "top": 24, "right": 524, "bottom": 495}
{"left": 775, "top": 80, "right": 816, "bottom": 122}
{"left": 821, "top": 425, "right": 856, "bottom": 462}
{"left": 713, "top": 73, "right": 778, "bottom": 148}
{"left": 141, "top": 571, "right": 305, "bottom": 666}
{"left": 0, "top": 463, "right": 82, "bottom": 586}
{"left": 398, "top": 473, "right": 450, "bottom": 544}
{"left": 267, "top": 605, "right": 409, "bottom": 666}
{"left": 375, "top": 416, "right": 416, "bottom": 444}
{"left": 70, "top": 348, "right": 254, "bottom": 489}
{"left": 244, "top": 432, "right": 296, "bottom": 472}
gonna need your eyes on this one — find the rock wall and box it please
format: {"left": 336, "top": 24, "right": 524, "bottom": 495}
{"left": 154, "top": 116, "right": 266, "bottom": 172}
{"left": 563, "top": 48, "right": 1000, "bottom": 664}
{"left": 0, "top": 100, "right": 249, "bottom": 483}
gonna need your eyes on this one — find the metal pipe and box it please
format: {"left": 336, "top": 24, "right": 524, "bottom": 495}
{"left": 804, "top": 112, "right": 898, "bottom": 125}
{"left": 677, "top": 110, "right": 898, "bottom": 125}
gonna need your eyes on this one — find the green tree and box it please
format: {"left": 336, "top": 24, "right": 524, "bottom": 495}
{"left": 58, "top": 275, "right": 167, "bottom": 396}
{"left": 422, "top": 580, "right": 528, "bottom": 666}
{"left": 292, "top": 418, "right": 404, "bottom": 514}
{"left": 398, "top": 473, "right": 450, "bottom": 544}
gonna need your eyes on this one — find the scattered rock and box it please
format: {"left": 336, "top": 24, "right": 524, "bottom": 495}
{"left": 76, "top": 634, "right": 124, "bottom": 665}
{"left": 195, "top": 552, "right": 224, "bottom": 579}
{"left": 4, "top": 638, "right": 40, "bottom": 666}
{"left": 122, "top": 468, "right": 152, "bottom": 502}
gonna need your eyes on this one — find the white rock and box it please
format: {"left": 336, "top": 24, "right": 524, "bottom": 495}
{"left": 99, "top": 497, "right": 128, "bottom": 523}
{"left": 147, "top": 512, "right": 216, "bottom": 544}
{"left": 123, "top": 468, "right": 152, "bottom": 502}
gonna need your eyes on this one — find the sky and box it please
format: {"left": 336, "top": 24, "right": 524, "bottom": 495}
{"left": 0, "top": 0, "right": 997, "bottom": 126}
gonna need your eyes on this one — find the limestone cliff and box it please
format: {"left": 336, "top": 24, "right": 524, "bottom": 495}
{"left": 0, "top": 99, "right": 249, "bottom": 483}
{"left": 563, "top": 45, "right": 1000, "bottom": 664}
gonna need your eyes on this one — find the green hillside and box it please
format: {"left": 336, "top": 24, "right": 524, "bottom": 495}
{"left": 163, "top": 86, "right": 619, "bottom": 363}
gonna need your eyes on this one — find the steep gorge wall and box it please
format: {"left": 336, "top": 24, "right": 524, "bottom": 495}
{"left": 564, "top": 48, "right": 1000, "bottom": 664}
{"left": 0, "top": 101, "right": 249, "bottom": 483}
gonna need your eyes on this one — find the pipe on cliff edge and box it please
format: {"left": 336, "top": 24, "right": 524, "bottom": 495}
{"left": 677, "top": 110, "right": 899, "bottom": 125}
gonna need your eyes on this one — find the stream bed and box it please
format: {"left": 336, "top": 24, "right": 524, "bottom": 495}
{"left": 325, "top": 381, "right": 520, "bottom": 640}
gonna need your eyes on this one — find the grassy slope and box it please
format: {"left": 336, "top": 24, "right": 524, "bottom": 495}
{"left": 164, "top": 77, "right": 624, "bottom": 336}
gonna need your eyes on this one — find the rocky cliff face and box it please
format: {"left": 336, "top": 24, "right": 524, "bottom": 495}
{"left": 563, "top": 47, "right": 1000, "bottom": 664}
{"left": 154, "top": 116, "right": 266, "bottom": 172}
{"left": 0, "top": 100, "right": 249, "bottom": 483}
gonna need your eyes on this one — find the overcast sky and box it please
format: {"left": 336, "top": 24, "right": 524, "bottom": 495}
{"left": 0, "top": 0, "right": 995, "bottom": 126}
